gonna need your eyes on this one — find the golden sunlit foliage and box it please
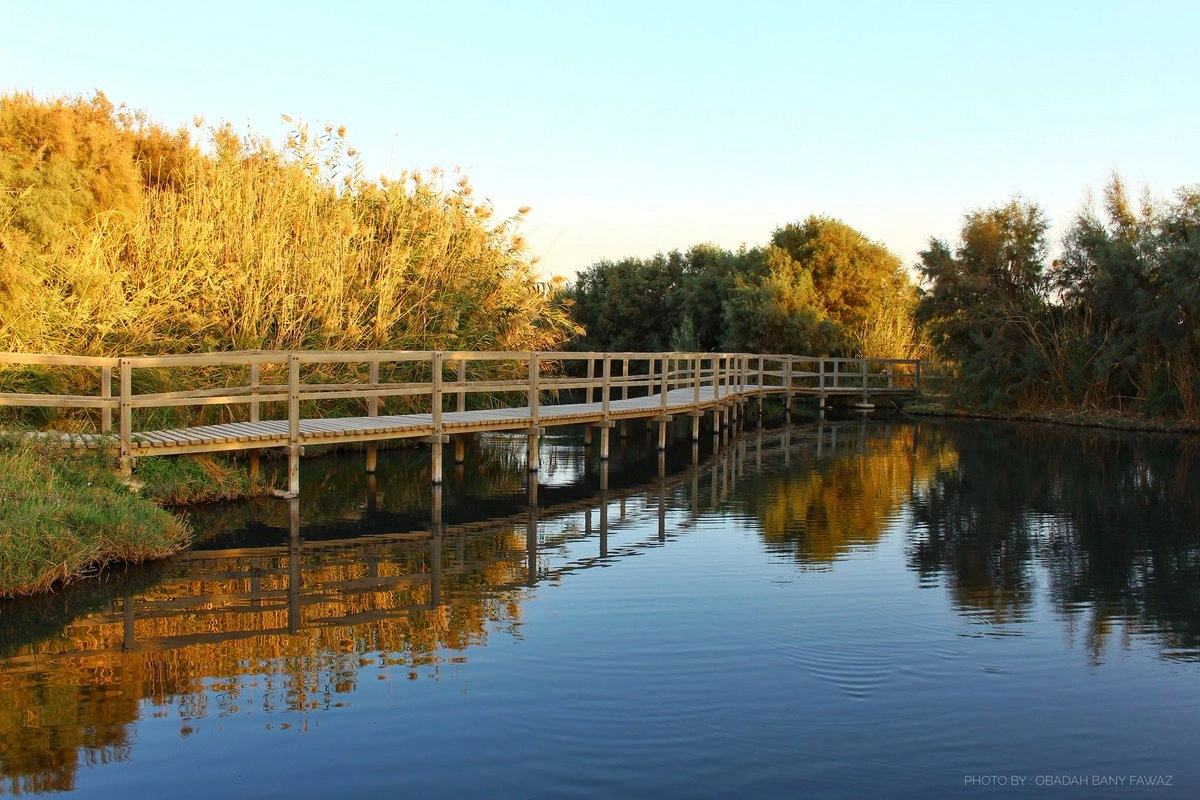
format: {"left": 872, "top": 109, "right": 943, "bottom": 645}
{"left": 0, "top": 90, "right": 579, "bottom": 359}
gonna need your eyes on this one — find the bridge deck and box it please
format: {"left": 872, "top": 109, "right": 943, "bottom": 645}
{"left": 50, "top": 383, "right": 913, "bottom": 456}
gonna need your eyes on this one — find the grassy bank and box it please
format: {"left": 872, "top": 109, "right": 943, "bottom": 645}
{"left": 0, "top": 436, "right": 191, "bottom": 598}
{"left": 133, "top": 452, "right": 272, "bottom": 504}
{"left": 904, "top": 399, "right": 1200, "bottom": 435}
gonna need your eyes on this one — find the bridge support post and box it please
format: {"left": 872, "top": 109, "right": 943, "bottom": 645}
{"left": 691, "top": 413, "right": 701, "bottom": 442}
{"left": 431, "top": 438, "right": 444, "bottom": 484}
{"left": 527, "top": 429, "right": 540, "bottom": 472}
{"left": 454, "top": 435, "right": 466, "bottom": 465}
{"left": 584, "top": 426, "right": 593, "bottom": 447}
{"left": 657, "top": 419, "right": 668, "bottom": 451}
{"left": 600, "top": 425, "right": 610, "bottom": 460}
{"left": 366, "top": 444, "right": 377, "bottom": 473}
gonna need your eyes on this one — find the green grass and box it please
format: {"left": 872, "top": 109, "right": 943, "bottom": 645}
{"left": 133, "top": 452, "right": 272, "bottom": 505}
{"left": 0, "top": 435, "right": 191, "bottom": 598}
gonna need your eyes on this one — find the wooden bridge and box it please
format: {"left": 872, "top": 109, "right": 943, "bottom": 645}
{"left": 0, "top": 350, "right": 922, "bottom": 496}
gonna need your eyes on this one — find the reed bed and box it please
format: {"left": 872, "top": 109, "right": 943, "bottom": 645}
{"left": 0, "top": 91, "right": 580, "bottom": 429}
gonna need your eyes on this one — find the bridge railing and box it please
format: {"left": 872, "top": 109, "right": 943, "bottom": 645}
{"left": 0, "top": 350, "right": 924, "bottom": 470}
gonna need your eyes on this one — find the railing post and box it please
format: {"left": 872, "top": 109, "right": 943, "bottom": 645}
{"left": 368, "top": 356, "right": 380, "bottom": 417}
{"left": 366, "top": 355, "right": 379, "bottom": 473}
{"left": 287, "top": 353, "right": 300, "bottom": 497}
{"left": 101, "top": 365, "right": 112, "bottom": 435}
{"left": 431, "top": 351, "right": 444, "bottom": 483}
{"left": 586, "top": 355, "right": 596, "bottom": 404}
{"left": 528, "top": 351, "right": 540, "bottom": 423}
{"left": 861, "top": 358, "right": 869, "bottom": 404}
{"left": 784, "top": 356, "right": 793, "bottom": 417}
{"left": 527, "top": 351, "right": 540, "bottom": 473}
{"left": 600, "top": 354, "right": 612, "bottom": 460}
{"left": 457, "top": 358, "right": 467, "bottom": 412}
{"left": 887, "top": 362, "right": 894, "bottom": 390}
{"left": 660, "top": 354, "right": 669, "bottom": 411}
{"left": 118, "top": 358, "right": 131, "bottom": 476}
{"left": 250, "top": 359, "right": 261, "bottom": 423}
{"left": 454, "top": 358, "right": 468, "bottom": 464}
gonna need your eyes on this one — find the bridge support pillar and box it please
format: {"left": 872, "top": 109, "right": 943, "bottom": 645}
{"left": 620, "top": 421, "right": 628, "bottom": 440}
{"left": 431, "top": 439, "right": 444, "bottom": 484}
{"left": 454, "top": 436, "right": 466, "bottom": 465}
{"left": 657, "top": 419, "right": 668, "bottom": 451}
{"left": 249, "top": 450, "right": 260, "bottom": 482}
{"left": 366, "top": 443, "right": 377, "bottom": 473}
{"left": 584, "top": 425, "right": 593, "bottom": 447}
{"left": 600, "top": 425, "right": 610, "bottom": 460}
{"left": 691, "top": 413, "right": 701, "bottom": 442}
{"left": 287, "top": 446, "right": 300, "bottom": 497}
{"left": 527, "top": 430, "right": 540, "bottom": 472}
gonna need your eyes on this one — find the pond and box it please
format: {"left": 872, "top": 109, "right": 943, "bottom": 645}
{"left": 2, "top": 418, "right": 1198, "bottom": 798}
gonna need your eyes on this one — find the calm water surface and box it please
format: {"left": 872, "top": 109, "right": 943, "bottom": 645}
{"left": 2, "top": 419, "right": 1198, "bottom": 798}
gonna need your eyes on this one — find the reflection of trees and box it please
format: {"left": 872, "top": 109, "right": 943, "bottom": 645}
{"left": 907, "top": 421, "right": 1200, "bottom": 658}
{"left": 745, "top": 424, "right": 956, "bottom": 566}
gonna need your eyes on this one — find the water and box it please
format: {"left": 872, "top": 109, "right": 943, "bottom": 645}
{"left": 2, "top": 419, "right": 1198, "bottom": 797}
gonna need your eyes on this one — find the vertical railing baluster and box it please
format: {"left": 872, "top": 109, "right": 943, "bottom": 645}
{"left": 101, "top": 365, "right": 112, "bottom": 435}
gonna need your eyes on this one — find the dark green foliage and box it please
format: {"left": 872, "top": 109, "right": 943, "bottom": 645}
{"left": 567, "top": 217, "right": 914, "bottom": 358}
{"left": 566, "top": 252, "right": 684, "bottom": 352}
{"left": 919, "top": 178, "right": 1200, "bottom": 419}
{"left": 917, "top": 199, "right": 1050, "bottom": 407}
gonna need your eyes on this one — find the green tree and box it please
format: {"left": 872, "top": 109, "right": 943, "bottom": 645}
{"left": 917, "top": 199, "right": 1051, "bottom": 407}
{"left": 721, "top": 245, "right": 846, "bottom": 355}
{"left": 770, "top": 216, "right": 909, "bottom": 336}
{"left": 1053, "top": 176, "right": 1200, "bottom": 416}
{"left": 566, "top": 252, "right": 684, "bottom": 352}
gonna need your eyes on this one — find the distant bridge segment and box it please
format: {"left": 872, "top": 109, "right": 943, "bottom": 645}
{"left": 0, "top": 350, "right": 923, "bottom": 496}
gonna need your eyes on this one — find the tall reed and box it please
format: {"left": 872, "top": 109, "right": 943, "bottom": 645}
{"left": 0, "top": 92, "right": 580, "bottom": 428}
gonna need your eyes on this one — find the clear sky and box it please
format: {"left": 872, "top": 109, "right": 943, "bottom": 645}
{"left": 3, "top": 0, "right": 1197, "bottom": 280}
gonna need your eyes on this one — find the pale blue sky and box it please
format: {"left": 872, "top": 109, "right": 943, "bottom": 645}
{"left": 3, "top": 0, "right": 1197, "bottom": 279}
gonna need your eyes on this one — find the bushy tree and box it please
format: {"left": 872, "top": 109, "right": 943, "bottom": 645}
{"left": 1052, "top": 176, "right": 1200, "bottom": 416}
{"left": 566, "top": 252, "right": 684, "bottom": 352}
{"left": 721, "top": 244, "right": 847, "bottom": 355}
{"left": 566, "top": 217, "right": 915, "bottom": 359}
{"left": 917, "top": 199, "right": 1051, "bottom": 407}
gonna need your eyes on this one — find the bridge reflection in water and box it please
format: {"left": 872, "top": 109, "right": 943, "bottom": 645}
{"left": 0, "top": 420, "right": 904, "bottom": 796}
{"left": 111, "top": 421, "right": 901, "bottom": 654}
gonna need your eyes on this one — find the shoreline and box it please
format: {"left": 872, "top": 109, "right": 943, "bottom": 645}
{"left": 903, "top": 400, "right": 1200, "bottom": 435}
